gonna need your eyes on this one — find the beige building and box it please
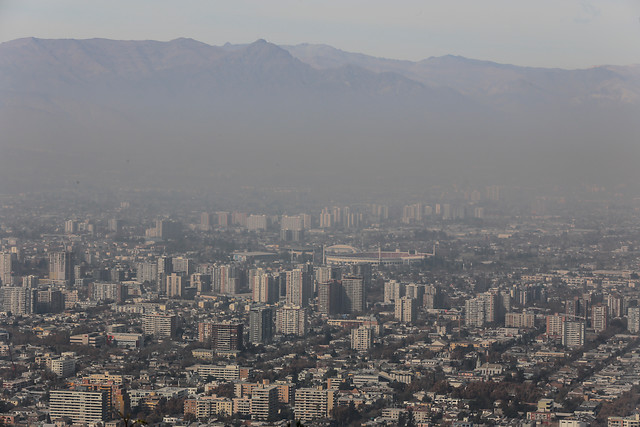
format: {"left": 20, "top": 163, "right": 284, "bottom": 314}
{"left": 294, "top": 388, "right": 336, "bottom": 421}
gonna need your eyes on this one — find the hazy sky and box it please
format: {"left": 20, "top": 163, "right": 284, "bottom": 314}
{"left": 0, "top": 0, "right": 639, "bottom": 68}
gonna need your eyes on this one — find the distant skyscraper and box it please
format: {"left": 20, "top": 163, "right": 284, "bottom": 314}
{"left": 156, "top": 256, "right": 172, "bottom": 292}
{"left": 351, "top": 325, "right": 373, "bottom": 351}
{"left": 423, "top": 285, "right": 442, "bottom": 309}
{"left": 465, "top": 297, "right": 486, "bottom": 328}
{"left": 247, "top": 215, "right": 268, "bottom": 231}
{"left": 216, "top": 212, "right": 229, "bottom": 227}
{"left": 341, "top": 276, "right": 365, "bottom": 313}
{"left": 628, "top": 307, "right": 640, "bottom": 334}
{"left": 172, "top": 256, "right": 193, "bottom": 275}
{"left": 285, "top": 269, "right": 312, "bottom": 308}
{"left": 314, "top": 266, "right": 336, "bottom": 285}
{"left": 384, "top": 280, "right": 405, "bottom": 304}
{"left": 370, "top": 204, "right": 389, "bottom": 221}
{"left": 317, "top": 280, "right": 341, "bottom": 315}
{"left": 607, "top": 293, "right": 624, "bottom": 318}
{"left": 200, "top": 212, "right": 212, "bottom": 231}
{"left": 562, "top": 321, "right": 585, "bottom": 348}
{"left": 395, "top": 296, "right": 417, "bottom": 324}
{"left": 218, "top": 264, "right": 246, "bottom": 295}
{"left": 276, "top": 305, "right": 307, "bottom": 336}
{"left": 49, "top": 251, "right": 74, "bottom": 285}
{"left": 35, "top": 288, "right": 64, "bottom": 313}
{"left": 108, "top": 218, "right": 122, "bottom": 234}
{"left": 143, "top": 313, "right": 177, "bottom": 339}
{"left": 191, "top": 273, "right": 211, "bottom": 294}
{"left": 592, "top": 304, "right": 608, "bottom": 333}
{"left": 479, "top": 291, "right": 498, "bottom": 323}
{"left": 250, "top": 269, "right": 278, "bottom": 304}
{"left": 165, "top": 273, "right": 185, "bottom": 298}
{"left": 280, "top": 215, "right": 304, "bottom": 241}
{"left": 231, "top": 212, "right": 247, "bottom": 226}
{"left": 22, "top": 275, "right": 38, "bottom": 288}
{"left": 319, "top": 208, "right": 332, "bottom": 228}
{"left": 136, "top": 262, "right": 158, "bottom": 283}
{"left": 546, "top": 314, "right": 566, "bottom": 338}
{"left": 198, "top": 322, "right": 244, "bottom": 352}
{"left": 405, "top": 283, "right": 425, "bottom": 302}
{"left": 249, "top": 306, "right": 274, "bottom": 344}
{"left": 0, "top": 252, "right": 15, "bottom": 286}
{"left": 402, "top": 203, "right": 423, "bottom": 224}
{"left": 65, "top": 219, "right": 78, "bottom": 234}
{"left": 1, "top": 286, "right": 35, "bottom": 315}
{"left": 154, "top": 219, "right": 180, "bottom": 240}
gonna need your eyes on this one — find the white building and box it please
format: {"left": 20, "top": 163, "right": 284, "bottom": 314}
{"left": 49, "top": 390, "right": 107, "bottom": 424}
{"left": 49, "top": 357, "right": 76, "bottom": 377}
{"left": 350, "top": 326, "right": 373, "bottom": 351}
{"left": 395, "top": 296, "right": 417, "bottom": 324}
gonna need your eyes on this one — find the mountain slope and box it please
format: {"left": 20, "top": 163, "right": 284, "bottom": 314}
{"left": 283, "top": 43, "right": 640, "bottom": 106}
{"left": 0, "top": 37, "right": 638, "bottom": 194}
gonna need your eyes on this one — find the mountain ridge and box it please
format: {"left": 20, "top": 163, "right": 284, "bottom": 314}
{"left": 0, "top": 37, "right": 639, "bottom": 194}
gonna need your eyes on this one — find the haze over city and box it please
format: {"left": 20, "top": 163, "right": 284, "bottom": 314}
{"left": 1, "top": 2, "right": 640, "bottom": 427}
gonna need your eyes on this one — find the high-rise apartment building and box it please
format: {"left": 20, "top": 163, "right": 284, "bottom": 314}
{"left": 250, "top": 269, "right": 278, "bottom": 304}
{"left": 49, "top": 251, "right": 74, "bottom": 285}
{"left": 172, "top": 257, "right": 193, "bottom": 275}
{"left": 424, "top": 285, "right": 442, "bottom": 309}
{"left": 395, "top": 296, "right": 417, "bottom": 324}
{"left": 465, "top": 298, "right": 486, "bottom": 328}
{"left": 317, "top": 280, "right": 341, "bottom": 315}
{"left": 35, "top": 289, "right": 64, "bottom": 313}
{"left": 280, "top": 215, "right": 304, "bottom": 241}
{"left": 276, "top": 305, "right": 307, "bottom": 336}
{"left": 247, "top": 215, "right": 268, "bottom": 231}
{"left": 1, "top": 286, "right": 35, "bottom": 315}
{"left": 136, "top": 262, "right": 158, "bottom": 284}
{"left": 216, "top": 212, "right": 229, "bottom": 227}
{"left": 546, "top": 314, "right": 566, "bottom": 338}
{"left": 350, "top": 326, "right": 373, "bottom": 351}
{"left": 49, "top": 390, "right": 108, "bottom": 424}
{"left": 218, "top": 264, "right": 246, "bottom": 295}
{"left": 607, "top": 293, "right": 624, "bottom": 319}
{"left": 562, "top": 321, "right": 585, "bottom": 348}
{"left": 0, "top": 252, "right": 15, "bottom": 286}
{"left": 250, "top": 385, "right": 279, "bottom": 421}
{"left": 592, "top": 304, "right": 608, "bottom": 333}
{"left": 143, "top": 313, "right": 177, "bottom": 339}
{"left": 341, "top": 276, "right": 365, "bottom": 313}
{"left": 505, "top": 312, "right": 535, "bottom": 329}
{"left": 190, "top": 273, "right": 211, "bottom": 294}
{"left": 285, "top": 269, "right": 312, "bottom": 308}
{"left": 198, "top": 322, "right": 244, "bottom": 352}
{"left": 200, "top": 212, "right": 212, "bottom": 231}
{"left": 384, "top": 280, "right": 405, "bottom": 304}
{"left": 90, "top": 282, "right": 126, "bottom": 303}
{"left": 249, "top": 306, "right": 273, "bottom": 344}
{"left": 628, "top": 307, "right": 640, "bottom": 334}
{"left": 156, "top": 256, "right": 173, "bottom": 292}
{"left": 294, "top": 388, "right": 336, "bottom": 421}
{"left": 319, "top": 208, "right": 332, "bottom": 228}
{"left": 166, "top": 273, "right": 186, "bottom": 298}
{"left": 405, "top": 283, "right": 425, "bottom": 302}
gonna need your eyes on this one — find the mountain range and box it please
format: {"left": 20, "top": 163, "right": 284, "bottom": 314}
{"left": 0, "top": 37, "right": 638, "bottom": 194}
